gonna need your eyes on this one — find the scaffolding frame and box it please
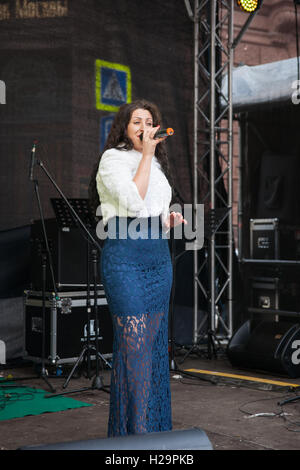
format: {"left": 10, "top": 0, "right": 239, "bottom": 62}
{"left": 184, "top": 0, "right": 263, "bottom": 349}
{"left": 184, "top": 0, "right": 234, "bottom": 348}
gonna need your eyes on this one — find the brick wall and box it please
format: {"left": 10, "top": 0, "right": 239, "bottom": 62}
{"left": 230, "top": 0, "right": 298, "bottom": 244}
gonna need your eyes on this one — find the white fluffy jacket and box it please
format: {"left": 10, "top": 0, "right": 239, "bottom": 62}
{"left": 96, "top": 147, "right": 172, "bottom": 228}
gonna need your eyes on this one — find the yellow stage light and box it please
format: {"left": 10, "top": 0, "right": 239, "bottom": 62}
{"left": 237, "top": 0, "right": 261, "bottom": 13}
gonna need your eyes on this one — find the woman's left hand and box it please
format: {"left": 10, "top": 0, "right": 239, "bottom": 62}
{"left": 165, "top": 211, "right": 188, "bottom": 230}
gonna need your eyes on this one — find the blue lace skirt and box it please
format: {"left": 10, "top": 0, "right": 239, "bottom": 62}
{"left": 100, "top": 216, "right": 173, "bottom": 437}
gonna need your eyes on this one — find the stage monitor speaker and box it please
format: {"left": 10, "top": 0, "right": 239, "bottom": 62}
{"left": 227, "top": 319, "right": 300, "bottom": 378}
{"left": 30, "top": 218, "right": 99, "bottom": 290}
{"left": 19, "top": 427, "right": 213, "bottom": 450}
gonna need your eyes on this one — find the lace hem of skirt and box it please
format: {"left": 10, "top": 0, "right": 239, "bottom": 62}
{"left": 108, "top": 310, "right": 172, "bottom": 437}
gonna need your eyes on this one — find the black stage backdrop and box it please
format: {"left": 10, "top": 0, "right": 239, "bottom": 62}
{"left": 0, "top": 2, "right": 242, "bottom": 356}
{"left": 0, "top": 0, "right": 197, "bottom": 231}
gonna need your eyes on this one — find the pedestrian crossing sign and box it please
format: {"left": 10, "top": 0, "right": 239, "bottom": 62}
{"left": 95, "top": 59, "right": 132, "bottom": 112}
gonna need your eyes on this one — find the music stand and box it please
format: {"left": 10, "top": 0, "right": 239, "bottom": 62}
{"left": 48, "top": 197, "right": 111, "bottom": 396}
{"left": 178, "top": 207, "right": 231, "bottom": 363}
{"left": 51, "top": 198, "right": 97, "bottom": 231}
{"left": 26, "top": 153, "right": 110, "bottom": 397}
{"left": 167, "top": 190, "right": 217, "bottom": 385}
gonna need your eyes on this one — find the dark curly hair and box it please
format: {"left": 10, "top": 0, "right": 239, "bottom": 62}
{"left": 89, "top": 99, "right": 174, "bottom": 214}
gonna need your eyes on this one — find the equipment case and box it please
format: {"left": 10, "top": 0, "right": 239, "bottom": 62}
{"left": 250, "top": 218, "right": 279, "bottom": 259}
{"left": 251, "top": 277, "right": 279, "bottom": 311}
{"left": 24, "top": 290, "right": 113, "bottom": 365}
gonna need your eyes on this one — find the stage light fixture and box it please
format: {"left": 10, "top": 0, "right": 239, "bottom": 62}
{"left": 237, "top": 0, "right": 262, "bottom": 13}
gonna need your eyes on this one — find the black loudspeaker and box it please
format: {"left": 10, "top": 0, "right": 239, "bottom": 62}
{"left": 256, "top": 152, "right": 300, "bottom": 225}
{"left": 0, "top": 225, "right": 31, "bottom": 298}
{"left": 227, "top": 320, "right": 300, "bottom": 378}
{"left": 19, "top": 428, "right": 213, "bottom": 450}
{"left": 30, "top": 218, "right": 99, "bottom": 290}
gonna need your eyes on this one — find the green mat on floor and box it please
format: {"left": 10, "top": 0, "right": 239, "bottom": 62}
{"left": 0, "top": 382, "right": 93, "bottom": 421}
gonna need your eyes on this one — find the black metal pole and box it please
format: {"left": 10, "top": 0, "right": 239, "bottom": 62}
{"left": 32, "top": 159, "right": 111, "bottom": 398}
{"left": 169, "top": 229, "right": 178, "bottom": 371}
{"left": 32, "top": 178, "right": 56, "bottom": 393}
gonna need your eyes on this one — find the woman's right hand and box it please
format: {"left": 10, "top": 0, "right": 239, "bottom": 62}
{"left": 142, "top": 125, "right": 166, "bottom": 158}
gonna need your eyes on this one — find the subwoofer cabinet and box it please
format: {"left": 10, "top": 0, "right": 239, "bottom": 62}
{"left": 24, "top": 290, "right": 113, "bottom": 364}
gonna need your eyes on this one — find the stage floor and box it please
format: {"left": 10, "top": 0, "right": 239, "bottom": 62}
{"left": 1, "top": 346, "right": 300, "bottom": 451}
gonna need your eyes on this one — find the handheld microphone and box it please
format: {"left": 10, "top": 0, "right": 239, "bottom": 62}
{"left": 139, "top": 127, "right": 174, "bottom": 141}
{"left": 29, "top": 140, "right": 38, "bottom": 181}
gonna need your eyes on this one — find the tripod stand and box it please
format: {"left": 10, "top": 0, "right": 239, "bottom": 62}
{"left": 174, "top": 208, "right": 231, "bottom": 364}
{"left": 9, "top": 141, "right": 59, "bottom": 393}
{"left": 168, "top": 224, "right": 217, "bottom": 385}
{"left": 49, "top": 198, "right": 111, "bottom": 393}
{"left": 166, "top": 189, "right": 217, "bottom": 384}
{"left": 28, "top": 152, "right": 110, "bottom": 398}
{"left": 60, "top": 243, "right": 111, "bottom": 395}
{"left": 57, "top": 246, "right": 111, "bottom": 396}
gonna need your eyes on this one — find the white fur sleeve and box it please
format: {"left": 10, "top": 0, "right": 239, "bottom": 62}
{"left": 96, "top": 149, "right": 146, "bottom": 213}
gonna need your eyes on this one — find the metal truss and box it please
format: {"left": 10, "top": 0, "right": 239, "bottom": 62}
{"left": 184, "top": 0, "right": 234, "bottom": 348}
